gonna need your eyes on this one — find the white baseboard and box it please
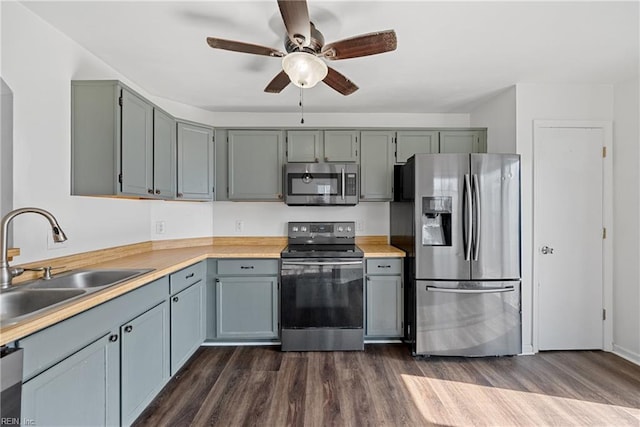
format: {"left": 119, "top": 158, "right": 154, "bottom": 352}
{"left": 613, "top": 344, "right": 640, "bottom": 366}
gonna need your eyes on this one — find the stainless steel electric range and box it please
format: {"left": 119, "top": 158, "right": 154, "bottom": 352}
{"left": 280, "top": 221, "right": 364, "bottom": 351}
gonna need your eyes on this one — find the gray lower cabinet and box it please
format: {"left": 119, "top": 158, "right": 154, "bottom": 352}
{"left": 22, "top": 332, "right": 120, "bottom": 426}
{"left": 213, "top": 259, "right": 279, "bottom": 340}
{"left": 20, "top": 276, "right": 171, "bottom": 427}
{"left": 170, "top": 281, "right": 206, "bottom": 375}
{"left": 360, "top": 131, "right": 395, "bottom": 201}
{"left": 365, "top": 258, "right": 403, "bottom": 338}
{"left": 177, "top": 121, "right": 215, "bottom": 200}
{"left": 228, "top": 130, "right": 283, "bottom": 200}
{"left": 120, "top": 301, "right": 170, "bottom": 426}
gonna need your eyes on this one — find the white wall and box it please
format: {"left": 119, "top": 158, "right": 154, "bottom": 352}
{"left": 515, "top": 83, "right": 615, "bottom": 354}
{"left": 612, "top": 78, "right": 640, "bottom": 363}
{"left": 470, "top": 86, "right": 517, "bottom": 153}
{"left": 1, "top": 79, "right": 13, "bottom": 224}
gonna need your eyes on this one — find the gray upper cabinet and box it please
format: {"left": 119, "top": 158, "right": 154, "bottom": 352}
{"left": 177, "top": 121, "right": 215, "bottom": 201}
{"left": 323, "top": 130, "right": 359, "bottom": 162}
{"left": 395, "top": 130, "right": 439, "bottom": 163}
{"left": 439, "top": 130, "right": 487, "bottom": 153}
{"left": 120, "top": 88, "right": 154, "bottom": 196}
{"left": 71, "top": 81, "right": 177, "bottom": 199}
{"left": 228, "top": 130, "right": 283, "bottom": 201}
{"left": 360, "top": 131, "right": 395, "bottom": 201}
{"left": 153, "top": 109, "right": 177, "bottom": 198}
{"left": 286, "top": 130, "right": 321, "bottom": 162}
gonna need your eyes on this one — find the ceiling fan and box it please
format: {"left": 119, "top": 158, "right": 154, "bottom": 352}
{"left": 206, "top": 0, "right": 397, "bottom": 96}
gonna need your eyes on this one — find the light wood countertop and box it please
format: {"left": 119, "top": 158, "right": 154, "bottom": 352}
{"left": 0, "top": 237, "right": 404, "bottom": 346}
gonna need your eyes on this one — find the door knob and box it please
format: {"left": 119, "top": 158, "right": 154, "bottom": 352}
{"left": 541, "top": 246, "right": 554, "bottom": 255}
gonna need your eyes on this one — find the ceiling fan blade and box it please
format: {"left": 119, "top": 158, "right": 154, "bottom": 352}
{"left": 206, "top": 37, "right": 285, "bottom": 57}
{"left": 323, "top": 67, "right": 359, "bottom": 96}
{"left": 264, "top": 70, "right": 291, "bottom": 93}
{"left": 277, "top": 0, "right": 311, "bottom": 47}
{"left": 321, "top": 30, "right": 397, "bottom": 60}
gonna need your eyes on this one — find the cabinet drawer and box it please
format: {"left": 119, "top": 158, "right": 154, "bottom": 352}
{"left": 366, "top": 258, "right": 402, "bottom": 275}
{"left": 169, "top": 262, "right": 205, "bottom": 295}
{"left": 217, "top": 259, "right": 278, "bottom": 276}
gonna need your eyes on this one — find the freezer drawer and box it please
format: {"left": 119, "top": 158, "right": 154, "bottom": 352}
{"left": 415, "top": 280, "right": 521, "bottom": 356}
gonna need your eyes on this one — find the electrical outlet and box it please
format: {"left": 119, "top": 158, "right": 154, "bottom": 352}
{"left": 235, "top": 220, "right": 244, "bottom": 232}
{"left": 356, "top": 220, "right": 365, "bottom": 232}
{"left": 155, "top": 220, "right": 166, "bottom": 234}
{"left": 47, "top": 232, "right": 68, "bottom": 250}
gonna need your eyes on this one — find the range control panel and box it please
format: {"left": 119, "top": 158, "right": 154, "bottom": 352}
{"left": 287, "top": 221, "right": 356, "bottom": 242}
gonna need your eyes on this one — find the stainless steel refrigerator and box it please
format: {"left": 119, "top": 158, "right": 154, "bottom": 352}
{"left": 391, "top": 153, "right": 521, "bottom": 356}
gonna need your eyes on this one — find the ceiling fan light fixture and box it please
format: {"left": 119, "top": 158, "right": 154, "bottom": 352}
{"left": 282, "top": 52, "right": 328, "bottom": 89}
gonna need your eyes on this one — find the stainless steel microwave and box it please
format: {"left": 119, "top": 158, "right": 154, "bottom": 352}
{"left": 284, "top": 163, "right": 359, "bottom": 206}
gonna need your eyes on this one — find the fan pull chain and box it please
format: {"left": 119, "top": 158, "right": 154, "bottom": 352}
{"left": 299, "top": 87, "right": 304, "bottom": 124}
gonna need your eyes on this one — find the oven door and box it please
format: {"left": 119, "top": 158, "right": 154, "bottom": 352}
{"left": 281, "top": 259, "right": 364, "bottom": 329}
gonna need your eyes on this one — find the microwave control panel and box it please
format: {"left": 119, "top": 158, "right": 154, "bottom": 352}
{"left": 345, "top": 173, "right": 357, "bottom": 196}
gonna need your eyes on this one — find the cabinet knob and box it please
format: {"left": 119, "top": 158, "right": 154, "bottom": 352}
{"left": 315, "top": 157, "right": 319, "bottom": 163}
{"left": 109, "top": 334, "right": 118, "bottom": 342}
{"left": 147, "top": 189, "right": 154, "bottom": 194}
{"left": 277, "top": 193, "right": 283, "bottom": 200}
{"left": 324, "top": 156, "right": 329, "bottom": 162}
{"left": 124, "top": 325, "right": 133, "bottom": 333}
{"left": 177, "top": 193, "right": 184, "bottom": 198}
{"left": 173, "top": 296, "right": 179, "bottom": 303}
{"left": 155, "top": 189, "right": 161, "bottom": 195}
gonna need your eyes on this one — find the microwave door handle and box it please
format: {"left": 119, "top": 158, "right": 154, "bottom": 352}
{"left": 472, "top": 173, "right": 481, "bottom": 261}
{"left": 341, "top": 167, "right": 345, "bottom": 200}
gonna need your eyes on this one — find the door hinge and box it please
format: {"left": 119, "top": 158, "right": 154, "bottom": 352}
{"left": 602, "top": 146, "right": 607, "bottom": 158}
{"left": 355, "top": 149, "right": 358, "bottom": 157}
{"left": 118, "top": 173, "right": 123, "bottom": 183}
{"left": 212, "top": 135, "right": 215, "bottom": 143}
{"left": 603, "top": 227, "right": 607, "bottom": 239}
{"left": 118, "top": 96, "right": 123, "bottom": 107}
{"left": 603, "top": 308, "right": 606, "bottom": 320}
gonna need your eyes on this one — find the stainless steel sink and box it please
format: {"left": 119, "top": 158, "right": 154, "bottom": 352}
{"left": 0, "top": 268, "right": 153, "bottom": 326}
{"left": 0, "top": 289, "right": 86, "bottom": 324}
{"left": 24, "top": 269, "right": 153, "bottom": 290}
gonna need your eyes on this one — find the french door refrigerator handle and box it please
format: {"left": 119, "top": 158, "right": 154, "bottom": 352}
{"left": 463, "top": 174, "right": 473, "bottom": 261}
{"left": 426, "top": 286, "right": 515, "bottom": 294}
{"left": 472, "top": 173, "right": 481, "bottom": 261}
{"left": 341, "top": 167, "right": 345, "bottom": 200}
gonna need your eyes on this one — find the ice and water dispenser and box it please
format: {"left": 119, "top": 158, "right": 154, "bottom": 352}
{"left": 421, "top": 196, "right": 452, "bottom": 246}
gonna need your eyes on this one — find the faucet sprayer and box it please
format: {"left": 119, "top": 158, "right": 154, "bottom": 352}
{"left": 0, "top": 207, "right": 68, "bottom": 289}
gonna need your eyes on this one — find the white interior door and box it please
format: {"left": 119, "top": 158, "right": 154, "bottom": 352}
{"left": 534, "top": 125, "right": 604, "bottom": 350}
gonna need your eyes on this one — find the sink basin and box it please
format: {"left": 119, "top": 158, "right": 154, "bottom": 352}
{"left": 25, "top": 269, "right": 153, "bottom": 290}
{"left": 0, "top": 268, "right": 153, "bottom": 326}
{"left": 0, "top": 289, "right": 86, "bottom": 325}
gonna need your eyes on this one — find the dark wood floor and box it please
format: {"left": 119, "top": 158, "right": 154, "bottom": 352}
{"left": 134, "top": 345, "right": 640, "bottom": 427}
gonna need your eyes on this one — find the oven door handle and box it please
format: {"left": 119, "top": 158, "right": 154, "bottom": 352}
{"left": 282, "top": 260, "right": 363, "bottom": 266}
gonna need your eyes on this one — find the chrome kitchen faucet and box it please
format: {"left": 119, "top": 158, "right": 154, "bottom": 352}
{"left": 0, "top": 208, "right": 68, "bottom": 289}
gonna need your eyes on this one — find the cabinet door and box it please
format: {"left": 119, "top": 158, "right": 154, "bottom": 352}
{"left": 396, "top": 130, "right": 439, "bottom": 163}
{"left": 360, "top": 131, "right": 395, "bottom": 201}
{"left": 121, "top": 301, "right": 170, "bottom": 426}
{"left": 22, "top": 333, "right": 120, "bottom": 427}
{"left": 177, "top": 122, "right": 215, "bottom": 200}
{"left": 439, "top": 130, "right": 486, "bottom": 153}
{"left": 170, "top": 281, "right": 205, "bottom": 375}
{"left": 366, "top": 275, "right": 403, "bottom": 337}
{"left": 324, "top": 130, "right": 359, "bottom": 162}
{"left": 120, "top": 88, "right": 153, "bottom": 196}
{"left": 215, "top": 276, "right": 278, "bottom": 339}
{"left": 153, "top": 109, "right": 176, "bottom": 198}
{"left": 286, "top": 130, "right": 321, "bottom": 163}
{"left": 228, "top": 130, "right": 283, "bottom": 200}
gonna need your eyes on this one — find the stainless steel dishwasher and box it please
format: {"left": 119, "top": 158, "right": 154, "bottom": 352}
{"left": 1, "top": 346, "right": 23, "bottom": 423}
